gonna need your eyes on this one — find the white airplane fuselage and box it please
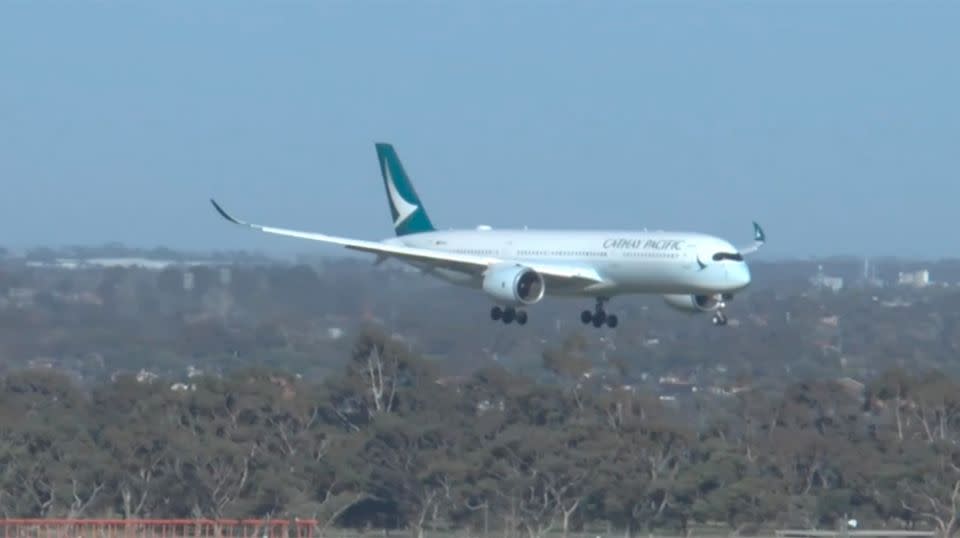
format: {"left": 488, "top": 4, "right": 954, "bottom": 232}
{"left": 385, "top": 228, "right": 751, "bottom": 298}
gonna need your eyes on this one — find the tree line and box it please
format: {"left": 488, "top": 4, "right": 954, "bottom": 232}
{"left": 2, "top": 328, "right": 960, "bottom": 538}
{"left": 7, "top": 258, "right": 960, "bottom": 391}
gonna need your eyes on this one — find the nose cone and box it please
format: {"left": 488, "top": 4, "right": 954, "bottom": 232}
{"left": 727, "top": 262, "right": 751, "bottom": 290}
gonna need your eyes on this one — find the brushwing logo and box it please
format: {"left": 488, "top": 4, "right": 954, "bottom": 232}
{"left": 383, "top": 159, "right": 419, "bottom": 227}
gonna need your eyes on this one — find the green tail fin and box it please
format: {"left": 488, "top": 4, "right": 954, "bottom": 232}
{"left": 375, "top": 143, "right": 435, "bottom": 236}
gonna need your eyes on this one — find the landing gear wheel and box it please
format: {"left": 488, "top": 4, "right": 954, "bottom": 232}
{"left": 491, "top": 306, "right": 502, "bottom": 321}
{"left": 516, "top": 310, "right": 528, "bottom": 325}
{"left": 582, "top": 297, "right": 616, "bottom": 329}
{"left": 712, "top": 311, "right": 728, "bottom": 326}
{"left": 502, "top": 307, "right": 516, "bottom": 324}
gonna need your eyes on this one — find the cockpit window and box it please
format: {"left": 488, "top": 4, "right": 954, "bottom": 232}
{"left": 712, "top": 252, "right": 744, "bottom": 262}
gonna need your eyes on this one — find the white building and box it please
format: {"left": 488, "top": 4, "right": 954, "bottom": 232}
{"left": 898, "top": 269, "right": 930, "bottom": 287}
{"left": 811, "top": 265, "right": 844, "bottom": 292}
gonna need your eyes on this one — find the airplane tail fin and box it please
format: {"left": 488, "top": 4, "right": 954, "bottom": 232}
{"left": 375, "top": 143, "right": 436, "bottom": 236}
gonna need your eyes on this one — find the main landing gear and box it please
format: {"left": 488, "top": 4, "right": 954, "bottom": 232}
{"left": 491, "top": 306, "right": 528, "bottom": 325}
{"left": 580, "top": 297, "right": 618, "bottom": 329}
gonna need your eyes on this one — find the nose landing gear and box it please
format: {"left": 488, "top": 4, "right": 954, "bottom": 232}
{"left": 580, "top": 297, "right": 618, "bottom": 329}
{"left": 712, "top": 299, "right": 729, "bottom": 326}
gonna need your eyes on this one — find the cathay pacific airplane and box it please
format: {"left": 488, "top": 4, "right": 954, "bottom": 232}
{"left": 211, "top": 143, "right": 765, "bottom": 329}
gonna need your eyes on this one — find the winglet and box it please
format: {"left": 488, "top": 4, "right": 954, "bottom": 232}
{"left": 740, "top": 221, "right": 766, "bottom": 255}
{"left": 210, "top": 199, "right": 245, "bottom": 226}
{"left": 753, "top": 221, "right": 765, "bottom": 243}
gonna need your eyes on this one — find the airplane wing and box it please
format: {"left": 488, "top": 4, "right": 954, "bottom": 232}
{"left": 739, "top": 221, "right": 766, "bottom": 255}
{"left": 210, "top": 199, "right": 606, "bottom": 286}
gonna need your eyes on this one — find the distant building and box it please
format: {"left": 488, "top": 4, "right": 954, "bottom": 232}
{"left": 7, "top": 288, "right": 36, "bottom": 308}
{"left": 26, "top": 259, "right": 82, "bottom": 269}
{"left": 658, "top": 375, "right": 697, "bottom": 398}
{"left": 820, "top": 315, "right": 839, "bottom": 327}
{"left": 219, "top": 267, "right": 232, "bottom": 286}
{"left": 136, "top": 369, "right": 159, "bottom": 384}
{"left": 898, "top": 269, "right": 930, "bottom": 287}
{"left": 859, "top": 258, "right": 885, "bottom": 288}
{"left": 707, "top": 384, "right": 751, "bottom": 397}
{"left": 25, "top": 257, "right": 228, "bottom": 271}
{"left": 835, "top": 377, "right": 866, "bottom": 399}
{"left": 476, "top": 399, "right": 505, "bottom": 415}
{"left": 811, "top": 265, "right": 844, "bottom": 292}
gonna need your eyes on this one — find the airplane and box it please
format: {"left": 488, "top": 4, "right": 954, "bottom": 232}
{"left": 210, "top": 142, "right": 765, "bottom": 329}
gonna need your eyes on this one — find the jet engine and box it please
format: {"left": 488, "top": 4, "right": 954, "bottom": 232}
{"left": 482, "top": 264, "right": 546, "bottom": 306}
{"left": 662, "top": 293, "right": 723, "bottom": 313}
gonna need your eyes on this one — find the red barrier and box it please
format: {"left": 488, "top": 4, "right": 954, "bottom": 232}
{"left": 0, "top": 520, "right": 317, "bottom": 538}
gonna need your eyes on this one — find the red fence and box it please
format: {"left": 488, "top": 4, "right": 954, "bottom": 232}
{"left": 0, "top": 520, "right": 318, "bottom": 538}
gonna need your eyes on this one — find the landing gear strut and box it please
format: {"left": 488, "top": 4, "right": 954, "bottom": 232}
{"left": 580, "top": 297, "right": 618, "bottom": 329}
{"left": 491, "top": 306, "right": 527, "bottom": 325}
{"left": 712, "top": 301, "right": 729, "bottom": 326}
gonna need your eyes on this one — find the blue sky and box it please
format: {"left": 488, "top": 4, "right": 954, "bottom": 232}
{"left": 1, "top": 2, "right": 957, "bottom": 259}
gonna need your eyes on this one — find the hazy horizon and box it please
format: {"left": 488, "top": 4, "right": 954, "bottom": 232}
{"left": 7, "top": 241, "right": 960, "bottom": 266}
{"left": 2, "top": 3, "right": 958, "bottom": 259}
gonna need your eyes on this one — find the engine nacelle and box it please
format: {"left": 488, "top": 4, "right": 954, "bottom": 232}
{"left": 482, "top": 264, "right": 546, "bottom": 306}
{"left": 662, "top": 293, "right": 722, "bottom": 313}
